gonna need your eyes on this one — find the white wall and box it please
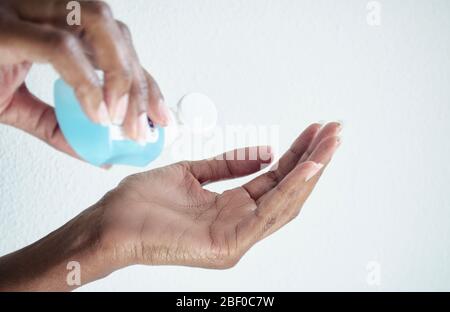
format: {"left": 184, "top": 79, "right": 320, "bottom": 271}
{"left": 1, "top": 0, "right": 449, "bottom": 291}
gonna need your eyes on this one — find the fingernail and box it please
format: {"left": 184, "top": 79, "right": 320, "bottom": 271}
{"left": 258, "top": 146, "right": 273, "bottom": 162}
{"left": 98, "top": 101, "right": 111, "bottom": 126}
{"left": 305, "top": 162, "right": 324, "bottom": 182}
{"left": 112, "top": 94, "right": 129, "bottom": 125}
{"left": 137, "top": 113, "right": 150, "bottom": 146}
{"left": 336, "top": 120, "right": 344, "bottom": 132}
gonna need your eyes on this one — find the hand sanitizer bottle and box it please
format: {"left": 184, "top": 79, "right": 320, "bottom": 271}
{"left": 54, "top": 78, "right": 165, "bottom": 167}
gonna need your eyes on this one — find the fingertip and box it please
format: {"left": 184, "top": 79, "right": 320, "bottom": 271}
{"left": 75, "top": 84, "right": 106, "bottom": 125}
{"left": 323, "top": 135, "right": 341, "bottom": 151}
{"left": 122, "top": 112, "right": 139, "bottom": 142}
{"left": 326, "top": 121, "right": 343, "bottom": 133}
{"left": 311, "top": 122, "right": 324, "bottom": 129}
{"left": 146, "top": 98, "right": 170, "bottom": 127}
{"left": 111, "top": 93, "right": 129, "bottom": 125}
{"left": 103, "top": 72, "right": 132, "bottom": 110}
{"left": 97, "top": 101, "right": 111, "bottom": 126}
{"left": 258, "top": 145, "right": 274, "bottom": 163}
{"left": 308, "top": 135, "right": 341, "bottom": 164}
{"left": 137, "top": 112, "right": 151, "bottom": 145}
{"left": 157, "top": 99, "right": 170, "bottom": 126}
{"left": 260, "top": 162, "right": 271, "bottom": 170}
{"left": 144, "top": 70, "right": 168, "bottom": 127}
{"left": 305, "top": 122, "right": 323, "bottom": 134}
{"left": 101, "top": 164, "right": 113, "bottom": 170}
{"left": 298, "top": 123, "right": 322, "bottom": 142}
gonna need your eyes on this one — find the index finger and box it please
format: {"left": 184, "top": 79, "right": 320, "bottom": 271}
{"left": 0, "top": 16, "right": 107, "bottom": 124}
{"left": 11, "top": 0, "right": 133, "bottom": 124}
{"left": 239, "top": 136, "right": 341, "bottom": 246}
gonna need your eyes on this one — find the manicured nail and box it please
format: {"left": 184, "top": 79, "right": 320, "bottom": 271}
{"left": 305, "top": 162, "right": 324, "bottom": 182}
{"left": 137, "top": 113, "right": 150, "bottom": 146}
{"left": 97, "top": 101, "right": 111, "bottom": 126}
{"left": 112, "top": 94, "right": 129, "bottom": 125}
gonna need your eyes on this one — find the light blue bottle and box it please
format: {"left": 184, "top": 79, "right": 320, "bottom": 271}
{"left": 54, "top": 79, "right": 165, "bottom": 167}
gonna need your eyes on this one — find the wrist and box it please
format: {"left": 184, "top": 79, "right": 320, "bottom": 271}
{"left": 0, "top": 204, "right": 118, "bottom": 291}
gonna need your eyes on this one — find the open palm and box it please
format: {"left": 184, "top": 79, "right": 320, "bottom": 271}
{"left": 99, "top": 122, "right": 341, "bottom": 269}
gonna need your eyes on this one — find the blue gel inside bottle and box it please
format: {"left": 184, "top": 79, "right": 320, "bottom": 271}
{"left": 54, "top": 79, "right": 165, "bottom": 167}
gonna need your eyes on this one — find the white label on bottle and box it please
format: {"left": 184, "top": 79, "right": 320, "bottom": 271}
{"left": 109, "top": 125, "right": 159, "bottom": 143}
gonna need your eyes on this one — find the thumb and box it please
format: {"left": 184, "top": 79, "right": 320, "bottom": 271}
{"left": 189, "top": 146, "right": 274, "bottom": 185}
{"left": 1, "top": 84, "right": 79, "bottom": 159}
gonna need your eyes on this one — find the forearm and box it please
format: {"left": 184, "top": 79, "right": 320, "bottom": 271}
{"left": 0, "top": 205, "right": 114, "bottom": 291}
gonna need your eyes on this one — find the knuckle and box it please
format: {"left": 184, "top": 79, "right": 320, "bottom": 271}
{"left": 109, "top": 68, "right": 133, "bottom": 90}
{"left": 267, "top": 170, "right": 280, "bottom": 184}
{"left": 74, "top": 81, "right": 101, "bottom": 100}
{"left": 176, "top": 161, "right": 192, "bottom": 172}
{"left": 289, "top": 210, "right": 300, "bottom": 222}
{"left": 49, "top": 31, "right": 78, "bottom": 53}
{"left": 137, "top": 72, "right": 149, "bottom": 94}
{"left": 85, "top": 1, "right": 113, "bottom": 20}
{"left": 116, "top": 20, "right": 131, "bottom": 37}
{"left": 131, "top": 75, "right": 149, "bottom": 106}
{"left": 124, "top": 66, "right": 134, "bottom": 81}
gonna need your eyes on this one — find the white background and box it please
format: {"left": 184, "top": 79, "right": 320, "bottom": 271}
{"left": 1, "top": 0, "right": 449, "bottom": 291}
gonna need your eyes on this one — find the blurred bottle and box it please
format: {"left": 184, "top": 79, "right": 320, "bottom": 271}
{"left": 54, "top": 78, "right": 165, "bottom": 167}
